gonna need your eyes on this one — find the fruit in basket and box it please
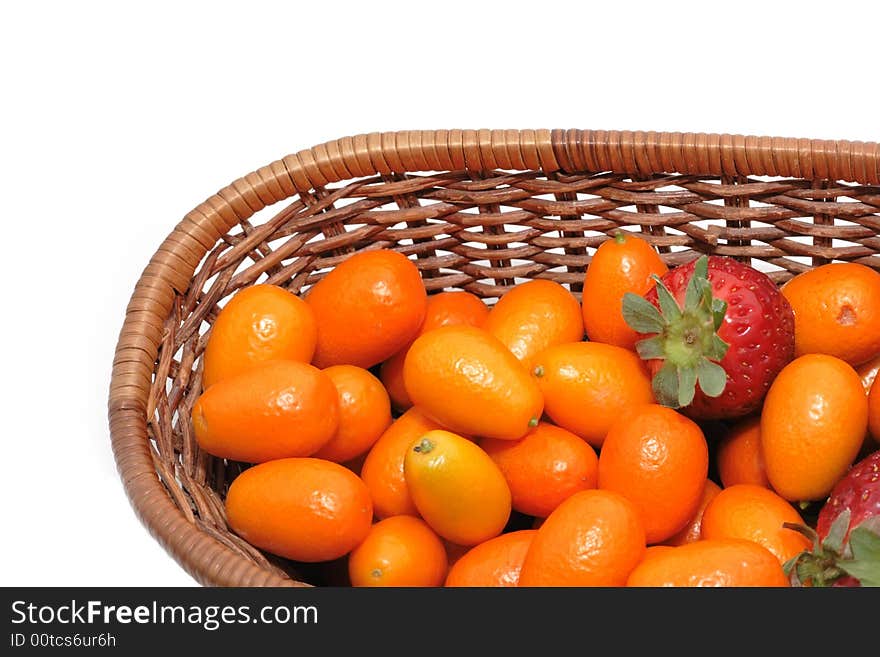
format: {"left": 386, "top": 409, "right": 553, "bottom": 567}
{"left": 531, "top": 342, "right": 653, "bottom": 448}
{"left": 518, "top": 489, "right": 646, "bottom": 587}
{"left": 312, "top": 365, "right": 392, "bottom": 463}
{"left": 192, "top": 254, "right": 876, "bottom": 587}
{"left": 360, "top": 408, "right": 444, "bottom": 519}
{"left": 626, "top": 539, "right": 789, "bottom": 587}
{"left": 225, "top": 457, "right": 373, "bottom": 563}
{"left": 700, "top": 484, "right": 811, "bottom": 565}
{"left": 481, "top": 422, "right": 598, "bottom": 518}
{"left": 760, "top": 354, "right": 868, "bottom": 501}
{"left": 403, "top": 326, "right": 543, "bottom": 441}
{"left": 784, "top": 449, "right": 880, "bottom": 587}
{"left": 483, "top": 279, "right": 583, "bottom": 370}
{"left": 582, "top": 231, "right": 668, "bottom": 350}
{"left": 781, "top": 262, "right": 880, "bottom": 367}
{"left": 716, "top": 415, "right": 771, "bottom": 489}
{"left": 202, "top": 283, "right": 317, "bottom": 389}
{"left": 380, "top": 291, "right": 489, "bottom": 411}
{"left": 597, "top": 404, "right": 708, "bottom": 544}
{"left": 663, "top": 479, "right": 721, "bottom": 547}
{"left": 445, "top": 529, "right": 536, "bottom": 587}
{"left": 403, "top": 429, "right": 511, "bottom": 546}
{"left": 306, "top": 249, "right": 427, "bottom": 369}
{"left": 622, "top": 255, "right": 795, "bottom": 419}
{"left": 348, "top": 516, "right": 448, "bottom": 587}
{"left": 192, "top": 360, "right": 339, "bottom": 462}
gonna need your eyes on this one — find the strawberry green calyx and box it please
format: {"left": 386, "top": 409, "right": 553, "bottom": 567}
{"left": 622, "top": 255, "right": 730, "bottom": 409}
{"left": 783, "top": 510, "right": 880, "bottom": 587}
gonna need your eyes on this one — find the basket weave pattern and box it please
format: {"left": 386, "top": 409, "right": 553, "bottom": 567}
{"left": 108, "top": 130, "right": 880, "bottom": 586}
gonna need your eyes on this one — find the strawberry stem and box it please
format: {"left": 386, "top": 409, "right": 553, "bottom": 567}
{"left": 622, "top": 255, "right": 730, "bottom": 409}
{"left": 413, "top": 438, "right": 434, "bottom": 454}
{"left": 784, "top": 512, "right": 880, "bottom": 587}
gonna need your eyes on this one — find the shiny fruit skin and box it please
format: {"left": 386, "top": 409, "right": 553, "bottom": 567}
{"left": 717, "top": 415, "right": 771, "bottom": 489}
{"left": 481, "top": 422, "right": 598, "bottom": 518}
{"left": 403, "top": 326, "right": 543, "bottom": 441}
{"left": 518, "top": 489, "right": 646, "bottom": 587}
{"left": 642, "top": 255, "right": 795, "bottom": 420}
{"left": 870, "top": 376, "right": 880, "bottom": 443}
{"left": 225, "top": 458, "right": 372, "bottom": 563}
{"left": 192, "top": 360, "right": 339, "bottom": 463}
{"left": 202, "top": 284, "right": 317, "bottom": 390}
{"left": 663, "top": 479, "right": 722, "bottom": 547}
{"left": 781, "top": 262, "right": 880, "bottom": 367}
{"left": 532, "top": 342, "right": 653, "bottom": 448}
{"left": 360, "top": 408, "right": 443, "bottom": 519}
{"left": 445, "top": 530, "right": 536, "bottom": 587}
{"left": 598, "top": 404, "right": 709, "bottom": 544}
{"left": 701, "top": 484, "right": 811, "bottom": 564}
{"left": 857, "top": 354, "right": 880, "bottom": 394}
{"left": 348, "top": 516, "right": 447, "bottom": 587}
{"left": 404, "top": 430, "right": 511, "bottom": 546}
{"left": 582, "top": 232, "right": 668, "bottom": 350}
{"left": 312, "top": 365, "right": 392, "bottom": 463}
{"left": 484, "top": 280, "right": 583, "bottom": 369}
{"left": 626, "top": 539, "right": 788, "bottom": 587}
{"left": 306, "top": 249, "right": 427, "bottom": 369}
{"left": 761, "top": 354, "right": 868, "bottom": 501}
{"left": 380, "top": 291, "right": 489, "bottom": 411}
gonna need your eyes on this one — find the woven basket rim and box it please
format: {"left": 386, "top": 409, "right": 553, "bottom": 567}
{"left": 107, "top": 129, "right": 880, "bottom": 586}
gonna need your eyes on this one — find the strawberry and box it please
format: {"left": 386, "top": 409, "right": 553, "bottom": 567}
{"left": 621, "top": 254, "right": 795, "bottom": 420}
{"left": 784, "top": 449, "right": 880, "bottom": 587}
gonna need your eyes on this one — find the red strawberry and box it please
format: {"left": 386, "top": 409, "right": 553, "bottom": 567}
{"left": 622, "top": 254, "right": 795, "bottom": 420}
{"left": 785, "top": 450, "right": 880, "bottom": 587}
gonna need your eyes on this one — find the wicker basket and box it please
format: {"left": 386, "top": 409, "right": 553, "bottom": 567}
{"left": 108, "top": 130, "right": 880, "bottom": 587}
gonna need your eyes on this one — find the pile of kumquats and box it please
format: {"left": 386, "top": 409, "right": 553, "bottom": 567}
{"left": 192, "top": 233, "right": 880, "bottom": 587}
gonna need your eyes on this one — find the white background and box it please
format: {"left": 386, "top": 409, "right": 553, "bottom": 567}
{"left": 1, "top": 1, "right": 877, "bottom": 587}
